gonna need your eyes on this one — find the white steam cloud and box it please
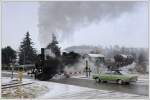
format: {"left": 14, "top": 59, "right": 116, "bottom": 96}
{"left": 38, "top": 1, "right": 139, "bottom": 47}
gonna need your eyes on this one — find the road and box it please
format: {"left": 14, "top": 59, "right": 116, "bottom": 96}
{"left": 2, "top": 72, "right": 149, "bottom": 96}
{"left": 49, "top": 77, "right": 149, "bottom": 96}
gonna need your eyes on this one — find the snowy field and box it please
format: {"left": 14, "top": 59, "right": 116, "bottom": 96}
{"left": 1, "top": 77, "right": 148, "bottom": 99}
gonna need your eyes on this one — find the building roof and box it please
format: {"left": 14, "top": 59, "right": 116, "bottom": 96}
{"left": 120, "top": 54, "right": 127, "bottom": 58}
{"left": 88, "top": 54, "right": 105, "bottom": 58}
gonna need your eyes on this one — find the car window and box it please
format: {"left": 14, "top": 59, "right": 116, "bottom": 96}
{"left": 105, "top": 71, "right": 112, "bottom": 74}
{"left": 114, "top": 71, "right": 122, "bottom": 75}
{"left": 120, "top": 71, "right": 128, "bottom": 75}
{"left": 105, "top": 72, "right": 112, "bottom": 74}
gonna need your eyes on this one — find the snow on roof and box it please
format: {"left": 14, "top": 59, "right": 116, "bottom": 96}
{"left": 88, "top": 54, "right": 104, "bottom": 58}
{"left": 120, "top": 54, "right": 127, "bottom": 58}
{"left": 61, "top": 49, "right": 66, "bottom": 52}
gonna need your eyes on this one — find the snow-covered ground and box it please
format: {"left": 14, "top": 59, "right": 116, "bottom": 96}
{"left": 1, "top": 77, "right": 148, "bottom": 99}
{"left": 48, "top": 89, "right": 147, "bottom": 99}
{"left": 2, "top": 77, "right": 49, "bottom": 99}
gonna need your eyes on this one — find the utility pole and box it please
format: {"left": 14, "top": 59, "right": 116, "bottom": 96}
{"left": 23, "top": 50, "right": 26, "bottom": 72}
{"left": 11, "top": 59, "right": 16, "bottom": 79}
{"left": 85, "top": 60, "right": 88, "bottom": 77}
{"left": 88, "top": 67, "right": 91, "bottom": 77}
{"left": 10, "top": 63, "right": 14, "bottom": 79}
{"left": 84, "top": 60, "right": 92, "bottom": 78}
{"left": 24, "top": 51, "right": 25, "bottom": 65}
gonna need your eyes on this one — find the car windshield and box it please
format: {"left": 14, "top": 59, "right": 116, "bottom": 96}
{"left": 105, "top": 71, "right": 123, "bottom": 75}
{"left": 120, "top": 71, "right": 129, "bottom": 75}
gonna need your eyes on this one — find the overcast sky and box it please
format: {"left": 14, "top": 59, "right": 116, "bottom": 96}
{"left": 2, "top": 1, "right": 148, "bottom": 51}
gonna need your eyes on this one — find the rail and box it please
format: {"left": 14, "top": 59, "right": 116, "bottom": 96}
{"left": 2, "top": 82, "right": 33, "bottom": 89}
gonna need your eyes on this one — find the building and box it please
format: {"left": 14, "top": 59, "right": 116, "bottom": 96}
{"left": 84, "top": 53, "right": 106, "bottom": 74}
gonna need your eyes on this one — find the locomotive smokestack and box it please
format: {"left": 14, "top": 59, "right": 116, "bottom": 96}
{"left": 41, "top": 48, "right": 45, "bottom": 69}
{"left": 41, "top": 48, "right": 45, "bottom": 60}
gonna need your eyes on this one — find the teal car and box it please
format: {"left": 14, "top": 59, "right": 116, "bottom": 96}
{"left": 93, "top": 71, "right": 138, "bottom": 84}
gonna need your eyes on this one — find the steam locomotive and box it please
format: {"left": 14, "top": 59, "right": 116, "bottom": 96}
{"left": 34, "top": 48, "right": 63, "bottom": 81}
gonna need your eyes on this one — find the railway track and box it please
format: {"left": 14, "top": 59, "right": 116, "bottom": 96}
{"left": 2, "top": 82, "right": 33, "bottom": 89}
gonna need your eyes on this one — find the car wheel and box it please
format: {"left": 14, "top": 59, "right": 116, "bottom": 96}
{"left": 102, "top": 81, "right": 107, "bottom": 83}
{"left": 95, "top": 78, "right": 101, "bottom": 83}
{"left": 117, "top": 79, "right": 123, "bottom": 85}
{"left": 125, "top": 82, "right": 130, "bottom": 85}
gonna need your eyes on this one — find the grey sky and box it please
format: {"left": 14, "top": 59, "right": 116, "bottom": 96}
{"left": 2, "top": 2, "right": 39, "bottom": 51}
{"left": 2, "top": 1, "right": 148, "bottom": 51}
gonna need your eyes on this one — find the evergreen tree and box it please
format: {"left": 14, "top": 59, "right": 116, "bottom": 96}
{"left": 19, "top": 32, "right": 37, "bottom": 64}
{"left": 2, "top": 46, "right": 16, "bottom": 65}
{"left": 46, "top": 33, "right": 61, "bottom": 57}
